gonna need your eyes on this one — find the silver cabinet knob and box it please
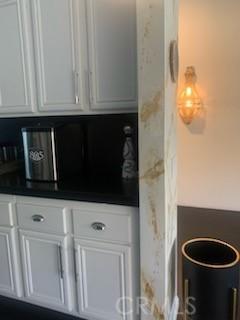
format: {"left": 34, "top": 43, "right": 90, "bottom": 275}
{"left": 91, "top": 222, "right": 106, "bottom": 231}
{"left": 32, "top": 215, "right": 45, "bottom": 222}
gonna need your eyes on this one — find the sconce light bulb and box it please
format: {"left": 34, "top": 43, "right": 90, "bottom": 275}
{"left": 177, "top": 66, "right": 203, "bottom": 125}
{"left": 185, "top": 100, "right": 193, "bottom": 108}
{"left": 186, "top": 87, "right": 193, "bottom": 97}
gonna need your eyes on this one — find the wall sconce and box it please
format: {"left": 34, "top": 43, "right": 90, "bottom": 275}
{"left": 178, "top": 66, "right": 203, "bottom": 125}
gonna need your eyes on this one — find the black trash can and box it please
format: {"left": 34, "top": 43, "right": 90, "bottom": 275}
{"left": 182, "top": 238, "right": 240, "bottom": 320}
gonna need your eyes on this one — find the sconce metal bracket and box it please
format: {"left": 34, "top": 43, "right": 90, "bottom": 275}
{"left": 169, "top": 40, "right": 179, "bottom": 83}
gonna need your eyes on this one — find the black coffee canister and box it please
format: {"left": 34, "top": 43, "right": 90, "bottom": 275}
{"left": 182, "top": 238, "right": 240, "bottom": 320}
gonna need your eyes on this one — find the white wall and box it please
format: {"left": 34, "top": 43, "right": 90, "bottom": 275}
{"left": 178, "top": 0, "right": 240, "bottom": 211}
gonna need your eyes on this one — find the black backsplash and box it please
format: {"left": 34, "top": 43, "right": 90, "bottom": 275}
{"left": 0, "top": 114, "right": 138, "bottom": 178}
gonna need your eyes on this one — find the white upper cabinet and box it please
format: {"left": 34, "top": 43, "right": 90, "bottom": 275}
{"left": 0, "top": 0, "right": 35, "bottom": 114}
{"left": 86, "top": 0, "right": 137, "bottom": 111}
{"left": 0, "top": 0, "right": 137, "bottom": 116}
{"left": 31, "top": 0, "right": 88, "bottom": 112}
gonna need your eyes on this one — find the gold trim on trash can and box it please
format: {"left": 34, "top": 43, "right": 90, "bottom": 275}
{"left": 182, "top": 238, "right": 240, "bottom": 269}
{"left": 232, "top": 288, "right": 238, "bottom": 320}
{"left": 184, "top": 279, "right": 189, "bottom": 320}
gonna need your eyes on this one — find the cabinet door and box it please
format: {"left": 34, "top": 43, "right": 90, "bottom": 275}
{"left": 0, "top": 0, "right": 35, "bottom": 114}
{"left": 31, "top": 0, "right": 88, "bottom": 112}
{"left": 0, "top": 227, "right": 22, "bottom": 297}
{"left": 75, "top": 239, "right": 133, "bottom": 320}
{"left": 87, "top": 0, "right": 137, "bottom": 111}
{"left": 20, "top": 230, "right": 71, "bottom": 311}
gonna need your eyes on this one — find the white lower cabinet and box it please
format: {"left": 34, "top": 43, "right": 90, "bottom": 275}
{"left": 19, "top": 230, "right": 72, "bottom": 311}
{"left": 0, "top": 226, "right": 21, "bottom": 297}
{"left": 0, "top": 196, "right": 139, "bottom": 320}
{"left": 75, "top": 239, "right": 132, "bottom": 320}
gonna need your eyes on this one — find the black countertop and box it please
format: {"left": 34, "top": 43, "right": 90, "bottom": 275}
{"left": 0, "top": 171, "right": 139, "bottom": 207}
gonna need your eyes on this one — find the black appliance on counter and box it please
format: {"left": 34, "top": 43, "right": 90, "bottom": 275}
{"left": 22, "top": 124, "right": 84, "bottom": 182}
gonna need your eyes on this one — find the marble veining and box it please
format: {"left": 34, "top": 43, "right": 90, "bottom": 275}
{"left": 137, "top": 0, "right": 178, "bottom": 318}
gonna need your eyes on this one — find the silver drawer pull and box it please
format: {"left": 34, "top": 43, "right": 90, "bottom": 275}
{"left": 74, "top": 70, "right": 80, "bottom": 104}
{"left": 32, "top": 215, "right": 45, "bottom": 223}
{"left": 91, "top": 222, "right": 106, "bottom": 231}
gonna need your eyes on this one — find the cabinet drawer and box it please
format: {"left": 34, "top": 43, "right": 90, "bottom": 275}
{"left": 17, "top": 203, "right": 67, "bottom": 234}
{"left": 73, "top": 207, "right": 132, "bottom": 243}
{"left": 0, "top": 201, "right": 14, "bottom": 227}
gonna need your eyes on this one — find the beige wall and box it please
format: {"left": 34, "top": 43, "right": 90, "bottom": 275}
{"left": 178, "top": 0, "right": 240, "bottom": 211}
